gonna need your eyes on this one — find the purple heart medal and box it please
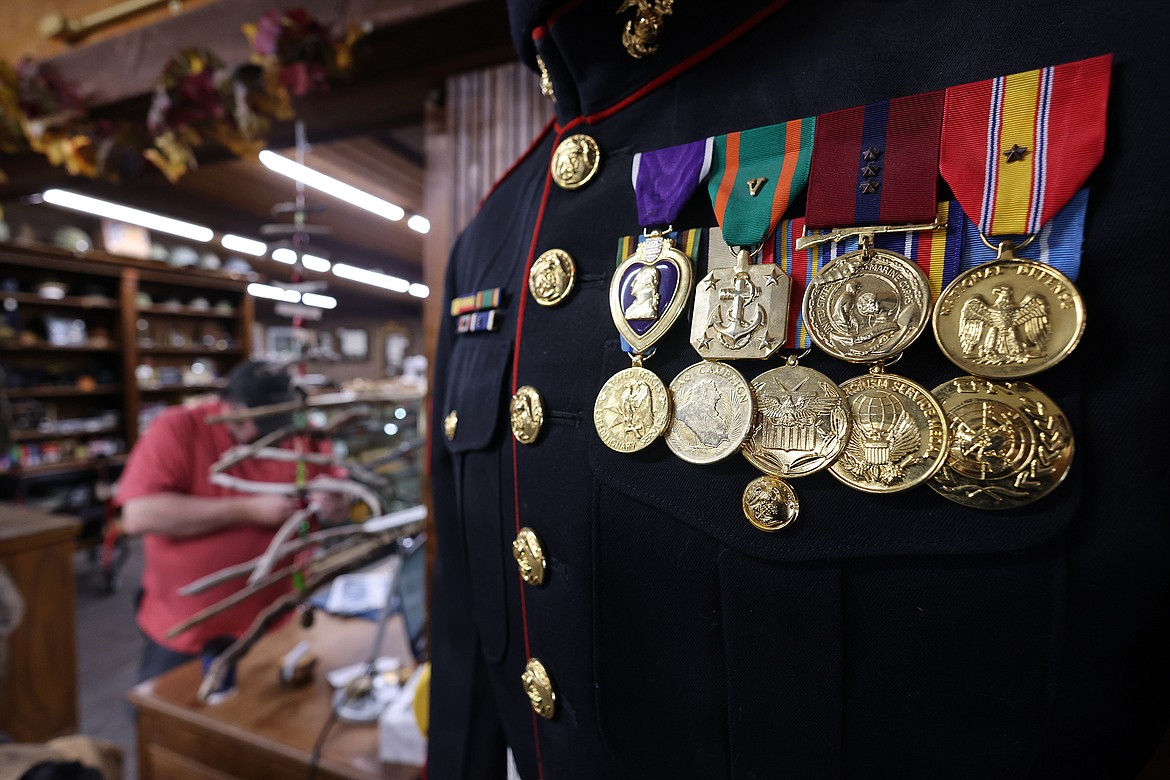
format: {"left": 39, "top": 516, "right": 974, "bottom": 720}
{"left": 593, "top": 139, "right": 708, "bottom": 454}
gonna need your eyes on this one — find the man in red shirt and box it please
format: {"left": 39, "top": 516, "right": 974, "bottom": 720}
{"left": 117, "top": 360, "right": 347, "bottom": 681}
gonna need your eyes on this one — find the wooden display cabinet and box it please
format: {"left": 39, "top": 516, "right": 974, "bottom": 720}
{"left": 0, "top": 242, "right": 255, "bottom": 521}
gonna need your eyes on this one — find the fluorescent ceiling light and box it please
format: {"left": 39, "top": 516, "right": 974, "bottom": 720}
{"left": 221, "top": 234, "right": 267, "bottom": 256}
{"left": 407, "top": 215, "right": 430, "bottom": 234}
{"left": 271, "top": 247, "right": 298, "bottom": 264}
{"left": 259, "top": 150, "right": 405, "bottom": 221}
{"left": 41, "top": 189, "right": 213, "bottom": 242}
{"left": 247, "top": 282, "right": 300, "bottom": 303}
{"left": 332, "top": 263, "right": 410, "bottom": 293}
{"left": 301, "top": 253, "right": 331, "bottom": 272}
{"left": 408, "top": 283, "right": 430, "bottom": 299}
{"left": 301, "top": 292, "right": 337, "bottom": 309}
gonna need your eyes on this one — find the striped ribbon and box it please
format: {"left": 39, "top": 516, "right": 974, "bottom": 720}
{"left": 450, "top": 287, "right": 503, "bottom": 317}
{"left": 614, "top": 228, "right": 702, "bottom": 353}
{"left": 456, "top": 309, "right": 503, "bottom": 334}
{"left": 940, "top": 55, "right": 1110, "bottom": 237}
{"left": 956, "top": 188, "right": 1088, "bottom": 280}
{"left": 806, "top": 91, "right": 944, "bottom": 228}
{"left": 707, "top": 117, "right": 816, "bottom": 247}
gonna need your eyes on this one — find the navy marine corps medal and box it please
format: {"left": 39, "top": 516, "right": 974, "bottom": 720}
{"left": 928, "top": 376, "right": 1074, "bottom": 510}
{"left": 690, "top": 244, "right": 790, "bottom": 360}
{"left": 829, "top": 365, "right": 950, "bottom": 493}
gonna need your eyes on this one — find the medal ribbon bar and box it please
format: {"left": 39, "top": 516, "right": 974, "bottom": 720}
{"left": 940, "top": 54, "right": 1111, "bottom": 237}
{"left": 805, "top": 91, "right": 944, "bottom": 228}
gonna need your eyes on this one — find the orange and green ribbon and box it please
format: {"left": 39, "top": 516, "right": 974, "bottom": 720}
{"left": 707, "top": 116, "right": 815, "bottom": 247}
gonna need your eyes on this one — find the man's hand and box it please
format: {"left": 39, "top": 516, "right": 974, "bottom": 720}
{"left": 247, "top": 494, "right": 301, "bottom": 526}
{"left": 308, "top": 490, "right": 352, "bottom": 524}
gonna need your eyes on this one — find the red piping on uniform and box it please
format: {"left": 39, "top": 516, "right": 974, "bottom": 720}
{"left": 532, "top": 25, "right": 547, "bottom": 42}
{"left": 510, "top": 136, "right": 566, "bottom": 779}
{"left": 479, "top": 117, "right": 557, "bottom": 210}
{"left": 507, "top": 5, "right": 789, "bottom": 774}
{"left": 546, "top": 0, "right": 587, "bottom": 28}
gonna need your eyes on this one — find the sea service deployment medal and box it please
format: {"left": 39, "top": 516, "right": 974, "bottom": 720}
{"left": 829, "top": 366, "right": 950, "bottom": 493}
{"left": 929, "top": 376, "right": 1074, "bottom": 509}
{"left": 742, "top": 355, "right": 850, "bottom": 478}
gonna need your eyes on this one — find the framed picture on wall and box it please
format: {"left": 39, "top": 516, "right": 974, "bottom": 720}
{"left": 336, "top": 327, "right": 369, "bottom": 361}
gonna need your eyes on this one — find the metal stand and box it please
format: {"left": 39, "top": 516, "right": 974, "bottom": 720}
{"left": 330, "top": 534, "right": 418, "bottom": 723}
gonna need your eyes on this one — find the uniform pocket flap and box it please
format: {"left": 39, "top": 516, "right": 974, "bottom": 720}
{"left": 443, "top": 339, "right": 513, "bottom": 454}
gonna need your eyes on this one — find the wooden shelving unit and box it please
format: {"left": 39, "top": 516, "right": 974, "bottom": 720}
{"left": 0, "top": 241, "right": 256, "bottom": 482}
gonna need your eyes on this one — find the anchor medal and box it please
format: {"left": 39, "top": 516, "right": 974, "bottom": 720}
{"left": 690, "top": 248, "right": 790, "bottom": 360}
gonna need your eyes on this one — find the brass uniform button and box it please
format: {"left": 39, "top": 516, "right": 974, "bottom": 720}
{"left": 551, "top": 134, "right": 601, "bottom": 190}
{"left": 521, "top": 657, "right": 556, "bottom": 719}
{"left": 444, "top": 410, "right": 458, "bottom": 441}
{"left": 529, "top": 249, "right": 577, "bottom": 307}
{"left": 509, "top": 386, "right": 545, "bottom": 445}
{"left": 512, "top": 527, "right": 547, "bottom": 586}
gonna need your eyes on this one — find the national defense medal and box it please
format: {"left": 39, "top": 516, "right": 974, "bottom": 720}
{"left": 664, "top": 359, "right": 754, "bottom": 464}
{"left": 929, "top": 376, "right": 1074, "bottom": 509}
{"left": 830, "top": 366, "right": 950, "bottom": 493}
{"left": 933, "top": 239, "right": 1085, "bottom": 379}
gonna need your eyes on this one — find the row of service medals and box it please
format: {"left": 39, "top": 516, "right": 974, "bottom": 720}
{"left": 596, "top": 219, "right": 1082, "bottom": 529}
{"left": 594, "top": 138, "right": 1084, "bottom": 530}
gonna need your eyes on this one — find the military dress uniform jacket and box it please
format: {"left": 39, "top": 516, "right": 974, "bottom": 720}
{"left": 428, "top": 1, "right": 1170, "bottom": 778}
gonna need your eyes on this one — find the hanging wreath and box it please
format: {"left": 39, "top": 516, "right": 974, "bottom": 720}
{"left": 0, "top": 7, "right": 363, "bottom": 185}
